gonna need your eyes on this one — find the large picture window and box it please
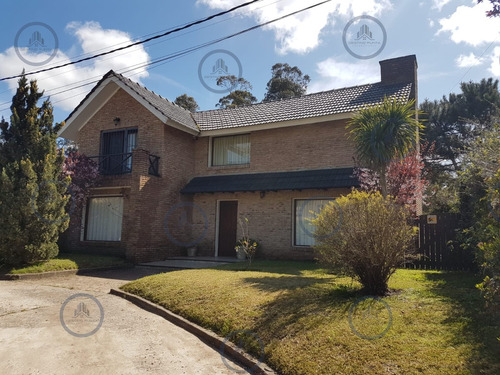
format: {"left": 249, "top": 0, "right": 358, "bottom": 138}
{"left": 85, "top": 197, "right": 124, "bottom": 241}
{"left": 294, "top": 199, "right": 334, "bottom": 246}
{"left": 212, "top": 134, "right": 250, "bottom": 166}
{"left": 101, "top": 128, "right": 137, "bottom": 174}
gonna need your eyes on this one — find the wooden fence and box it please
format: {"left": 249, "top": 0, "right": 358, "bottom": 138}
{"left": 405, "top": 213, "right": 474, "bottom": 271}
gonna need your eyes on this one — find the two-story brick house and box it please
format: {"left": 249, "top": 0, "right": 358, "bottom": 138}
{"left": 58, "top": 54, "right": 418, "bottom": 263}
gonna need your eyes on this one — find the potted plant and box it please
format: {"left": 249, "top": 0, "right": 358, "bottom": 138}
{"left": 234, "top": 218, "right": 260, "bottom": 267}
{"left": 187, "top": 246, "right": 197, "bottom": 257}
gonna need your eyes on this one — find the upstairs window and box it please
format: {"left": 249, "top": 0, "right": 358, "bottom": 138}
{"left": 212, "top": 134, "right": 250, "bottom": 166}
{"left": 101, "top": 128, "right": 137, "bottom": 174}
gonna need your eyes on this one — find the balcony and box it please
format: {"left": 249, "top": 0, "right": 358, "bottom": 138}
{"left": 89, "top": 152, "right": 160, "bottom": 176}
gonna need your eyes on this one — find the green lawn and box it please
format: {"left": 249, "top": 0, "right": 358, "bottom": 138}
{"left": 121, "top": 261, "right": 500, "bottom": 375}
{"left": 5, "top": 253, "right": 129, "bottom": 274}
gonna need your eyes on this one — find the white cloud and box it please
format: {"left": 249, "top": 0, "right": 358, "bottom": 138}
{"left": 309, "top": 57, "right": 379, "bottom": 93}
{"left": 0, "top": 22, "right": 150, "bottom": 112}
{"left": 197, "top": 0, "right": 391, "bottom": 54}
{"left": 489, "top": 46, "right": 500, "bottom": 76}
{"left": 437, "top": 1, "right": 500, "bottom": 46}
{"left": 455, "top": 52, "right": 484, "bottom": 67}
{"left": 432, "top": 0, "right": 452, "bottom": 11}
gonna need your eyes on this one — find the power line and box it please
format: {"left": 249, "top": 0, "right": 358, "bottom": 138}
{"left": 0, "top": 0, "right": 333, "bottom": 114}
{"left": 0, "top": 0, "right": 262, "bottom": 82}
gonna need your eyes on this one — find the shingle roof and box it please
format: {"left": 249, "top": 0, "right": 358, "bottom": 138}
{"left": 181, "top": 168, "right": 359, "bottom": 194}
{"left": 192, "top": 82, "right": 412, "bottom": 131}
{"left": 111, "top": 72, "right": 199, "bottom": 132}
{"left": 65, "top": 71, "right": 412, "bottom": 135}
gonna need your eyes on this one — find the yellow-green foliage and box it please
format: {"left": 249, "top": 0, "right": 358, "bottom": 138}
{"left": 313, "top": 190, "right": 416, "bottom": 295}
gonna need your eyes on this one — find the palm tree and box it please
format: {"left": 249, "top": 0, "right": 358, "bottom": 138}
{"left": 347, "top": 97, "right": 424, "bottom": 197}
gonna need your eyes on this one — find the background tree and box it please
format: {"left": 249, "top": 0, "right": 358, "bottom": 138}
{"left": 354, "top": 145, "right": 430, "bottom": 217}
{"left": 420, "top": 79, "right": 500, "bottom": 179}
{"left": 456, "top": 123, "right": 500, "bottom": 307}
{"left": 263, "top": 63, "right": 310, "bottom": 102}
{"left": 478, "top": 0, "right": 500, "bottom": 17}
{"left": 0, "top": 75, "right": 69, "bottom": 267}
{"left": 216, "top": 75, "right": 257, "bottom": 109}
{"left": 347, "top": 97, "right": 423, "bottom": 197}
{"left": 174, "top": 94, "right": 199, "bottom": 112}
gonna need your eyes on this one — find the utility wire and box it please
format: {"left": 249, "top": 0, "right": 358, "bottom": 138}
{"left": 0, "top": 0, "right": 262, "bottom": 82}
{"left": 0, "top": 0, "right": 333, "bottom": 114}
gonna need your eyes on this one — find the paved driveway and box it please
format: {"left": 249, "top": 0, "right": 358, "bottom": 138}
{"left": 0, "top": 268, "right": 248, "bottom": 374}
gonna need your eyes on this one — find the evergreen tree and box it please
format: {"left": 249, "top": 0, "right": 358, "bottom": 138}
{"left": 174, "top": 94, "right": 199, "bottom": 112}
{"left": 216, "top": 75, "right": 257, "bottom": 109}
{"left": 0, "top": 74, "right": 69, "bottom": 267}
{"left": 263, "top": 63, "right": 310, "bottom": 102}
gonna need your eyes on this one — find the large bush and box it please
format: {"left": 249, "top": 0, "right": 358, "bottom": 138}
{"left": 313, "top": 190, "right": 416, "bottom": 295}
{"left": 0, "top": 76, "right": 69, "bottom": 267}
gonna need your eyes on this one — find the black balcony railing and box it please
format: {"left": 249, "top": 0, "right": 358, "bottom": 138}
{"left": 148, "top": 154, "right": 160, "bottom": 177}
{"left": 88, "top": 153, "right": 132, "bottom": 175}
{"left": 88, "top": 152, "right": 160, "bottom": 176}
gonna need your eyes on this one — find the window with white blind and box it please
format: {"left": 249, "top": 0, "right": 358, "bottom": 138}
{"left": 85, "top": 197, "right": 124, "bottom": 241}
{"left": 294, "top": 199, "right": 333, "bottom": 246}
{"left": 212, "top": 134, "right": 250, "bottom": 166}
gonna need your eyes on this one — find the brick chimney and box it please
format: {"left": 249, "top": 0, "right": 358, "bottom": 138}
{"left": 380, "top": 54, "right": 421, "bottom": 215}
{"left": 379, "top": 55, "right": 418, "bottom": 101}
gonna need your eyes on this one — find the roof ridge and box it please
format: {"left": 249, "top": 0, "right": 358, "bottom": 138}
{"left": 194, "top": 82, "right": 391, "bottom": 115}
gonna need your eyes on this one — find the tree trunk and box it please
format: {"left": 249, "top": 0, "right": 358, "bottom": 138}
{"left": 379, "top": 167, "right": 388, "bottom": 197}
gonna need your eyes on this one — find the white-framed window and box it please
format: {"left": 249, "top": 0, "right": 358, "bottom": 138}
{"left": 294, "top": 198, "right": 334, "bottom": 246}
{"left": 85, "top": 196, "right": 124, "bottom": 241}
{"left": 211, "top": 134, "right": 250, "bottom": 166}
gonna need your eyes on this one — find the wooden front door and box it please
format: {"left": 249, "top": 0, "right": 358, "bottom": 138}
{"left": 218, "top": 201, "right": 238, "bottom": 257}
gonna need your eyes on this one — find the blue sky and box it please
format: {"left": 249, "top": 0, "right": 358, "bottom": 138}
{"left": 0, "top": 0, "right": 499, "bottom": 124}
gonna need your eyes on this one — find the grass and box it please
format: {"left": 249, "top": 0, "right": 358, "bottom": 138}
{"left": 121, "top": 260, "right": 500, "bottom": 375}
{"left": 5, "top": 253, "right": 129, "bottom": 274}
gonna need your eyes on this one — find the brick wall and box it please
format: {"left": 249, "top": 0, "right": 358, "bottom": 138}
{"left": 193, "top": 119, "right": 355, "bottom": 176}
{"left": 61, "top": 88, "right": 196, "bottom": 262}
{"left": 62, "top": 88, "right": 358, "bottom": 262}
{"left": 191, "top": 188, "right": 351, "bottom": 260}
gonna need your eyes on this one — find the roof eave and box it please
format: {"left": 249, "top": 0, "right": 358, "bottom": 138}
{"left": 199, "top": 112, "right": 354, "bottom": 136}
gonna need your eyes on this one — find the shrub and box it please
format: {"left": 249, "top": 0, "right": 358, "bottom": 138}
{"left": 235, "top": 218, "right": 260, "bottom": 268}
{"left": 313, "top": 190, "right": 416, "bottom": 295}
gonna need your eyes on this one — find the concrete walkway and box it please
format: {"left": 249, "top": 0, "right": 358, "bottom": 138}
{"left": 0, "top": 268, "right": 249, "bottom": 374}
{"left": 138, "top": 256, "right": 244, "bottom": 270}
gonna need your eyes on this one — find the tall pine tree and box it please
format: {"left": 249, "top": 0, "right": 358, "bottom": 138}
{"left": 0, "top": 74, "right": 69, "bottom": 267}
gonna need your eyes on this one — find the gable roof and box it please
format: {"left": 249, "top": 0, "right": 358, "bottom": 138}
{"left": 59, "top": 70, "right": 199, "bottom": 140}
{"left": 109, "top": 72, "right": 199, "bottom": 132}
{"left": 60, "top": 67, "right": 413, "bottom": 140}
{"left": 181, "top": 167, "right": 359, "bottom": 194}
{"left": 192, "top": 82, "right": 412, "bottom": 131}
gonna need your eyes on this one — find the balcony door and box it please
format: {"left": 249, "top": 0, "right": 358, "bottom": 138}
{"left": 101, "top": 129, "right": 137, "bottom": 174}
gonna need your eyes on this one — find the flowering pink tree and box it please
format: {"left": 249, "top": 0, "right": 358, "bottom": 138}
{"left": 61, "top": 151, "right": 101, "bottom": 209}
{"left": 354, "top": 145, "right": 431, "bottom": 217}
